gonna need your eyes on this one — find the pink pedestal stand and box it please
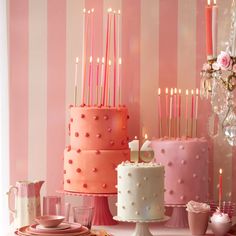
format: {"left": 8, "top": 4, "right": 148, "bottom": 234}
{"left": 113, "top": 216, "right": 169, "bottom": 236}
{"left": 165, "top": 205, "right": 188, "bottom": 228}
{"left": 57, "top": 191, "right": 117, "bottom": 226}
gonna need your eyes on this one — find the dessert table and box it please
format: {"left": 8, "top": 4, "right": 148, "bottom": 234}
{"left": 6, "top": 222, "right": 213, "bottom": 236}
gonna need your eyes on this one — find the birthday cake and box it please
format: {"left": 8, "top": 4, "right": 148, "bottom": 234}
{"left": 151, "top": 137, "right": 209, "bottom": 205}
{"left": 117, "top": 161, "right": 165, "bottom": 220}
{"left": 63, "top": 106, "right": 130, "bottom": 193}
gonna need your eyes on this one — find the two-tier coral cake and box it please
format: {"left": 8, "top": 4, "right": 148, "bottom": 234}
{"left": 63, "top": 106, "right": 130, "bottom": 194}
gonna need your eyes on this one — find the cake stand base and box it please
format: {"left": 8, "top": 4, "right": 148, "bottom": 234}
{"left": 113, "top": 216, "right": 169, "bottom": 236}
{"left": 57, "top": 190, "right": 117, "bottom": 226}
{"left": 165, "top": 205, "right": 188, "bottom": 228}
{"left": 92, "top": 196, "right": 117, "bottom": 225}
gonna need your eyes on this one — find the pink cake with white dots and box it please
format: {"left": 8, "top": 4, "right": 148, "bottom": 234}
{"left": 151, "top": 137, "right": 209, "bottom": 205}
{"left": 63, "top": 106, "right": 130, "bottom": 193}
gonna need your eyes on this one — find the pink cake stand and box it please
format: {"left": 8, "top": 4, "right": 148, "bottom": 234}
{"left": 113, "top": 216, "right": 169, "bottom": 236}
{"left": 165, "top": 205, "right": 188, "bottom": 228}
{"left": 57, "top": 190, "right": 117, "bottom": 226}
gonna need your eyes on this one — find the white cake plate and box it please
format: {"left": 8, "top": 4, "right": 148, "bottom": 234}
{"left": 113, "top": 215, "right": 169, "bottom": 236}
{"left": 165, "top": 204, "right": 188, "bottom": 228}
{"left": 57, "top": 190, "right": 117, "bottom": 225}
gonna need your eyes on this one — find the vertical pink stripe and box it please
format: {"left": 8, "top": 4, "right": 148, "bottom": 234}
{"left": 159, "top": 0, "right": 178, "bottom": 89}
{"left": 196, "top": 0, "right": 213, "bottom": 200}
{"left": 159, "top": 0, "right": 178, "bottom": 136}
{"left": 9, "top": 0, "right": 29, "bottom": 184}
{"left": 122, "top": 0, "right": 141, "bottom": 139}
{"left": 47, "top": 0, "right": 66, "bottom": 195}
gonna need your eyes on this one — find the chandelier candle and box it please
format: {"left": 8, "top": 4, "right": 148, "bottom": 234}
{"left": 88, "top": 56, "right": 93, "bottom": 106}
{"left": 118, "top": 58, "right": 122, "bottom": 106}
{"left": 100, "top": 57, "right": 105, "bottom": 105}
{"left": 106, "top": 60, "right": 112, "bottom": 106}
{"left": 205, "top": 0, "right": 213, "bottom": 59}
{"left": 90, "top": 9, "right": 94, "bottom": 59}
{"left": 212, "top": 0, "right": 218, "bottom": 58}
{"left": 74, "top": 57, "right": 79, "bottom": 106}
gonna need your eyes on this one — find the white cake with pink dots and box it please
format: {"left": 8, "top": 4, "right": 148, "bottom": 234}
{"left": 117, "top": 162, "right": 165, "bottom": 220}
{"left": 151, "top": 137, "right": 209, "bottom": 205}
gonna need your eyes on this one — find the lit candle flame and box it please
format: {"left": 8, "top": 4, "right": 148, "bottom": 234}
{"left": 191, "top": 89, "right": 194, "bottom": 95}
{"left": 83, "top": 8, "right": 86, "bottom": 13}
{"left": 174, "top": 88, "right": 177, "bottom": 94}
{"left": 170, "top": 88, "right": 173, "bottom": 96}
{"left": 88, "top": 10, "right": 91, "bottom": 14}
{"left": 119, "top": 58, "right": 122, "bottom": 65}
{"left": 186, "top": 89, "right": 189, "bottom": 96}
{"left": 109, "top": 60, "right": 112, "bottom": 66}
{"left": 179, "top": 89, "right": 181, "bottom": 94}
{"left": 76, "top": 57, "right": 79, "bottom": 63}
{"left": 213, "top": 0, "right": 216, "bottom": 4}
{"left": 97, "top": 57, "right": 100, "bottom": 63}
{"left": 102, "top": 57, "right": 105, "bottom": 64}
{"left": 107, "top": 8, "right": 112, "bottom": 13}
{"left": 196, "top": 88, "right": 199, "bottom": 95}
{"left": 165, "top": 88, "right": 168, "bottom": 94}
{"left": 144, "top": 134, "right": 148, "bottom": 139}
{"left": 118, "top": 10, "right": 121, "bottom": 14}
{"left": 207, "top": 0, "right": 211, "bottom": 5}
{"left": 89, "top": 56, "right": 92, "bottom": 63}
{"left": 219, "top": 169, "right": 222, "bottom": 174}
{"left": 134, "top": 136, "right": 137, "bottom": 139}
{"left": 91, "top": 8, "right": 94, "bottom": 13}
{"left": 158, "top": 88, "right": 161, "bottom": 96}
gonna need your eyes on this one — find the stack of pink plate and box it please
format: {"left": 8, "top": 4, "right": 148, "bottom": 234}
{"left": 16, "top": 222, "right": 92, "bottom": 236}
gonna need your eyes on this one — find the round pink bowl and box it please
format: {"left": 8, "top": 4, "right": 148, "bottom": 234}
{"left": 35, "top": 215, "right": 65, "bottom": 228}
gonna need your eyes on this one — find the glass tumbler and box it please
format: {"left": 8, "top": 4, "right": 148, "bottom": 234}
{"left": 73, "top": 206, "right": 94, "bottom": 229}
{"left": 43, "top": 196, "right": 61, "bottom": 215}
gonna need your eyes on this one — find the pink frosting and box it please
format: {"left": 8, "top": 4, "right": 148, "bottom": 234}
{"left": 152, "top": 138, "right": 209, "bottom": 205}
{"left": 64, "top": 148, "right": 130, "bottom": 193}
{"left": 69, "top": 107, "right": 129, "bottom": 150}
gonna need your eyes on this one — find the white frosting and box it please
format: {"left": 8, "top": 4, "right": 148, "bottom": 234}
{"left": 117, "top": 162, "right": 165, "bottom": 220}
{"left": 186, "top": 201, "right": 210, "bottom": 213}
{"left": 211, "top": 210, "right": 231, "bottom": 223}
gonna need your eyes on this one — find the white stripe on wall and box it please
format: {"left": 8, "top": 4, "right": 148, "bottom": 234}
{"left": 28, "top": 0, "right": 47, "bottom": 194}
{"left": 140, "top": 0, "right": 159, "bottom": 139}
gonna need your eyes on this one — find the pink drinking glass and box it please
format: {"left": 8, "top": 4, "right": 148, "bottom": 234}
{"left": 73, "top": 206, "right": 94, "bottom": 229}
{"left": 43, "top": 196, "right": 61, "bottom": 215}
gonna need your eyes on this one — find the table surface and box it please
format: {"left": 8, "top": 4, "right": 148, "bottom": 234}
{"left": 7, "top": 222, "right": 214, "bottom": 236}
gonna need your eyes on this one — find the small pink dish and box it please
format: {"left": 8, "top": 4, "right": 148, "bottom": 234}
{"left": 35, "top": 215, "right": 65, "bottom": 228}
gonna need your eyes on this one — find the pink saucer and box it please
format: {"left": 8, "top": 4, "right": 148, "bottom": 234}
{"left": 28, "top": 223, "right": 84, "bottom": 235}
{"left": 36, "top": 222, "right": 70, "bottom": 231}
{"left": 35, "top": 215, "right": 65, "bottom": 228}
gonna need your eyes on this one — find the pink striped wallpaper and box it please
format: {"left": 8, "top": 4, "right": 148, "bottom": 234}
{"left": 8, "top": 0, "right": 235, "bottom": 203}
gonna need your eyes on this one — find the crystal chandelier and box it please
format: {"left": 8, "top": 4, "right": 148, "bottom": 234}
{"left": 201, "top": 0, "right": 236, "bottom": 146}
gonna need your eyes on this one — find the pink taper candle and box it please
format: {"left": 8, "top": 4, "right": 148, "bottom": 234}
{"left": 178, "top": 89, "right": 181, "bottom": 137}
{"left": 158, "top": 88, "right": 162, "bottom": 137}
{"left": 165, "top": 88, "right": 169, "bottom": 137}
{"left": 169, "top": 88, "right": 173, "bottom": 138}
{"left": 74, "top": 57, "right": 79, "bottom": 106}
{"left": 195, "top": 88, "right": 199, "bottom": 137}
{"left": 88, "top": 56, "right": 93, "bottom": 106}
{"left": 191, "top": 89, "right": 194, "bottom": 137}
{"left": 219, "top": 169, "right": 223, "bottom": 209}
{"left": 103, "top": 8, "right": 112, "bottom": 106}
{"left": 113, "top": 11, "right": 117, "bottom": 107}
{"left": 118, "top": 58, "right": 122, "bottom": 105}
{"left": 205, "top": 0, "right": 213, "bottom": 59}
{"left": 100, "top": 57, "right": 105, "bottom": 105}
{"left": 185, "top": 89, "right": 189, "bottom": 136}
{"left": 212, "top": 0, "right": 218, "bottom": 58}
{"left": 96, "top": 58, "right": 100, "bottom": 105}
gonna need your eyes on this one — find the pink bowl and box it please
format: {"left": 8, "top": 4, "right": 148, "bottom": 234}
{"left": 35, "top": 215, "right": 65, "bottom": 228}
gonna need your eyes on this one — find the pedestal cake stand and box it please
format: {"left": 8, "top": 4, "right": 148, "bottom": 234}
{"left": 58, "top": 190, "right": 117, "bottom": 225}
{"left": 113, "top": 216, "right": 169, "bottom": 236}
{"left": 165, "top": 204, "right": 188, "bottom": 228}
